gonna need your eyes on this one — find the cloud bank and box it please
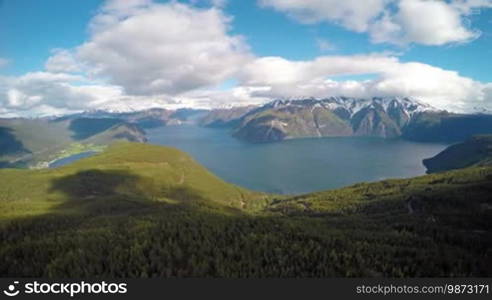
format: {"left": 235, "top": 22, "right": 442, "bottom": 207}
{"left": 77, "top": 1, "right": 251, "bottom": 95}
{"left": 260, "top": 0, "right": 492, "bottom": 46}
{"left": 1, "top": 0, "right": 491, "bottom": 117}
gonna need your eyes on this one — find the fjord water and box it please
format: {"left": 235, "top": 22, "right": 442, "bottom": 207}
{"left": 146, "top": 125, "right": 450, "bottom": 195}
{"left": 49, "top": 151, "right": 97, "bottom": 168}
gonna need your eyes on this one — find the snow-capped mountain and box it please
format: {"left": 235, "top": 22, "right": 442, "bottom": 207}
{"left": 263, "top": 97, "right": 438, "bottom": 118}
{"left": 234, "top": 97, "right": 446, "bottom": 143}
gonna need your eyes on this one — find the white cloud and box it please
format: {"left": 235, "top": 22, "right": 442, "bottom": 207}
{"left": 260, "top": 0, "right": 492, "bottom": 46}
{"left": 45, "top": 49, "right": 82, "bottom": 73}
{"left": 238, "top": 54, "right": 400, "bottom": 86}
{"left": 76, "top": 1, "right": 251, "bottom": 95}
{"left": 0, "top": 58, "right": 9, "bottom": 68}
{"left": 0, "top": 72, "right": 120, "bottom": 115}
{"left": 453, "top": 0, "right": 492, "bottom": 13}
{"left": 1, "top": 0, "right": 492, "bottom": 117}
{"left": 316, "top": 38, "right": 336, "bottom": 52}
{"left": 2, "top": 55, "right": 491, "bottom": 117}
{"left": 259, "top": 0, "right": 388, "bottom": 32}
{"left": 370, "top": 0, "right": 479, "bottom": 45}
{"left": 102, "top": 0, "right": 152, "bottom": 12}
{"left": 178, "top": 86, "right": 270, "bottom": 108}
{"left": 237, "top": 54, "right": 492, "bottom": 112}
{"left": 190, "top": 0, "right": 228, "bottom": 8}
{"left": 3, "top": 45, "right": 492, "bottom": 116}
{"left": 0, "top": 71, "right": 198, "bottom": 117}
{"left": 0, "top": 1, "right": 254, "bottom": 117}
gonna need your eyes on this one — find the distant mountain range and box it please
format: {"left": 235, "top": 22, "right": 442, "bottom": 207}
{"left": 0, "top": 108, "right": 212, "bottom": 168}
{"left": 23, "top": 96, "right": 492, "bottom": 145}
{"left": 3, "top": 96, "right": 492, "bottom": 168}
{"left": 0, "top": 117, "right": 147, "bottom": 168}
{"left": 1, "top": 101, "right": 492, "bottom": 277}
{"left": 61, "top": 108, "right": 209, "bottom": 128}
{"left": 198, "top": 106, "right": 257, "bottom": 128}
{"left": 219, "top": 97, "right": 492, "bottom": 143}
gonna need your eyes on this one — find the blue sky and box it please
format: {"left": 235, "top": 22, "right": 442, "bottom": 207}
{"left": 2, "top": 0, "right": 491, "bottom": 80}
{"left": 1, "top": 0, "right": 492, "bottom": 116}
{"left": 0, "top": 0, "right": 99, "bottom": 75}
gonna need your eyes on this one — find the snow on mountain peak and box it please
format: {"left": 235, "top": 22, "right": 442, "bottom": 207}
{"left": 263, "top": 96, "right": 439, "bottom": 117}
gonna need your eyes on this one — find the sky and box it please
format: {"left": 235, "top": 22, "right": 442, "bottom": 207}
{"left": 1, "top": 0, "right": 492, "bottom": 117}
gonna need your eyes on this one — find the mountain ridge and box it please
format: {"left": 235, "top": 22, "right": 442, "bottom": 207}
{"left": 234, "top": 97, "right": 439, "bottom": 142}
{"left": 0, "top": 118, "right": 147, "bottom": 168}
{"left": 231, "top": 97, "right": 492, "bottom": 143}
{"left": 3, "top": 96, "right": 492, "bottom": 168}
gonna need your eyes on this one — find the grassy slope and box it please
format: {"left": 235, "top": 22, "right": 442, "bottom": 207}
{"left": 0, "top": 142, "right": 491, "bottom": 277}
{"left": 0, "top": 142, "right": 268, "bottom": 218}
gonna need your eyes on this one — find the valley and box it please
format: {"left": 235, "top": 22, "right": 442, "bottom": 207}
{"left": 4, "top": 97, "right": 492, "bottom": 171}
{"left": 1, "top": 107, "right": 491, "bottom": 277}
{"left": 0, "top": 117, "right": 147, "bottom": 168}
{"left": 0, "top": 142, "right": 490, "bottom": 277}
{"left": 4, "top": 0, "right": 492, "bottom": 283}
{"left": 145, "top": 125, "right": 448, "bottom": 194}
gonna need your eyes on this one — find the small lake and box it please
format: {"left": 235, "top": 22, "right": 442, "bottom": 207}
{"left": 145, "top": 126, "right": 450, "bottom": 195}
{"left": 49, "top": 151, "right": 97, "bottom": 168}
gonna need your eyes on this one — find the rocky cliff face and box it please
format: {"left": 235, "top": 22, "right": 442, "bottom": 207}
{"left": 234, "top": 97, "right": 438, "bottom": 143}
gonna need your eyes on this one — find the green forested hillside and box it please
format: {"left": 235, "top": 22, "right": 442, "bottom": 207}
{"left": 403, "top": 112, "right": 492, "bottom": 143}
{"left": 424, "top": 135, "right": 492, "bottom": 173}
{"left": 0, "top": 142, "right": 490, "bottom": 277}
